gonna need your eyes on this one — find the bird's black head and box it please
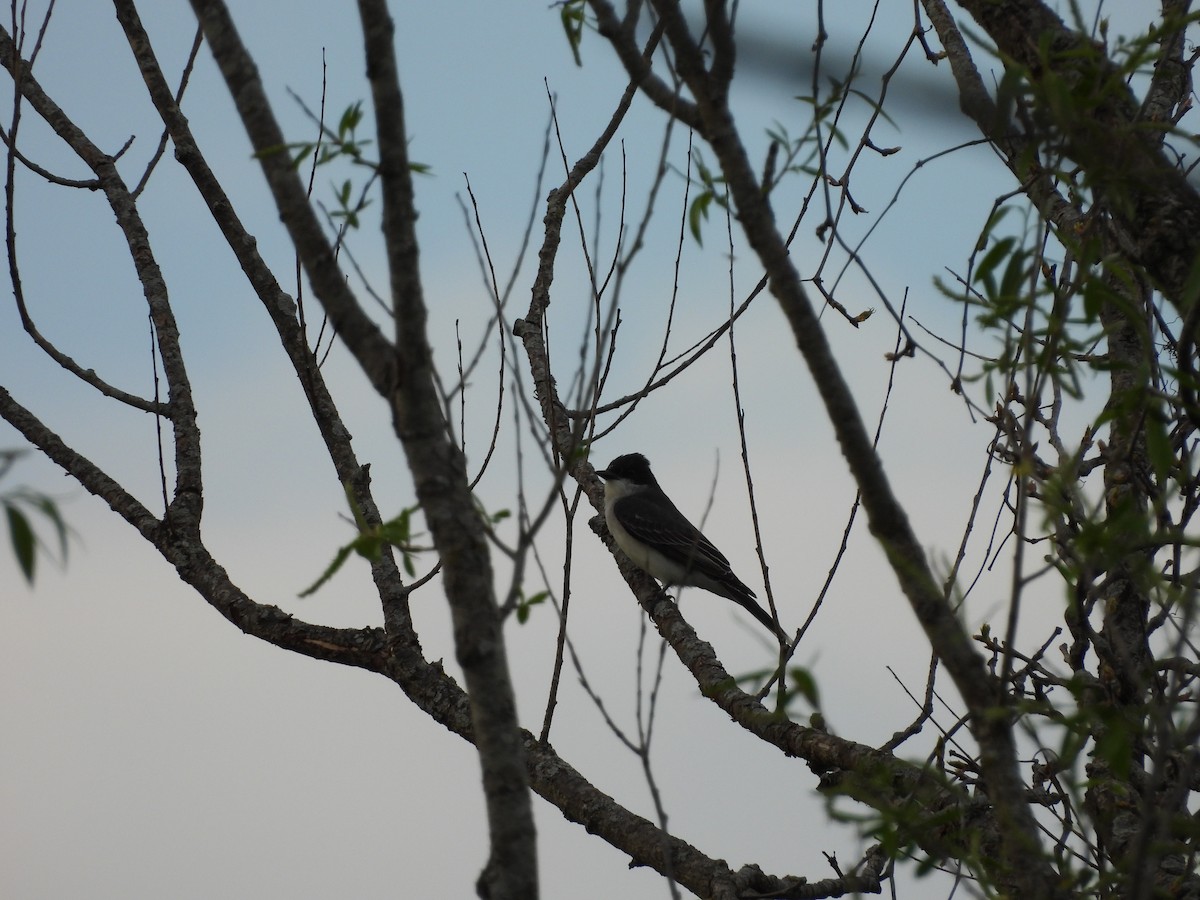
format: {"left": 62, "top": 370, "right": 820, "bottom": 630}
{"left": 596, "top": 452, "right": 657, "bottom": 486}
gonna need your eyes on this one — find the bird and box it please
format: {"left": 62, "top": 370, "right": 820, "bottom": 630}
{"left": 596, "top": 452, "right": 789, "bottom": 644}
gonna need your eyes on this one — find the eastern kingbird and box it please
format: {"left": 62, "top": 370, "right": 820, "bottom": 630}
{"left": 596, "top": 452, "right": 788, "bottom": 644}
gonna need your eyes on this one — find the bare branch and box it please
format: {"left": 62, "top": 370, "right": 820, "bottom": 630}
{"left": 187, "top": 0, "right": 396, "bottom": 394}
{"left": 0, "top": 20, "right": 202, "bottom": 529}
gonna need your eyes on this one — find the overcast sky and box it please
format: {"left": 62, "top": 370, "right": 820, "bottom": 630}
{"left": 0, "top": 2, "right": 1154, "bottom": 898}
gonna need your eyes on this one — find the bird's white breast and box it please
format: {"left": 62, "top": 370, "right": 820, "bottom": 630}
{"left": 603, "top": 480, "right": 690, "bottom": 584}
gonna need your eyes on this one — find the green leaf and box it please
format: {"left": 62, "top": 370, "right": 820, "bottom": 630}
{"left": 380, "top": 508, "right": 411, "bottom": 545}
{"left": 788, "top": 666, "right": 821, "bottom": 711}
{"left": 288, "top": 143, "right": 315, "bottom": 170}
{"left": 28, "top": 495, "right": 69, "bottom": 564}
{"left": 974, "top": 236, "right": 1016, "bottom": 295}
{"left": 5, "top": 503, "right": 36, "bottom": 584}
{"left": 848, "top": 87, "right": 898, "bottom": 129}
{"left": 998, "top": 247, "right": 1029, "bottom": 302}
{"left": 252, "top": 143, "right": 290, "bottom": 161}
{"left": 1094, "top": 717, "right": 1134, "bottom": 779}
{"left": 1144, "top": 411, "right": 1174, "bottom": 484}
{"left": 560, "top": 0, "right": 586, "bottom": 66}
{"left": 343, "top": 482, "right": 369, "bottom": 530}
{"left": 689, "top": 191, "right": 713, "bottom": 245}
{"left": 337, "top": 101, "right": 364, "bottom": 140}
{"left": 352, "top": 532, "right": 384, "bottom": 563}
{"left": 516, "top": 590, "right": 548, "bottom": 624}
{"left": 302, "top": 496, "right": 427, "bottom": 595}
{"left": 298, "top": 543, "right": 355, "bottom": 598}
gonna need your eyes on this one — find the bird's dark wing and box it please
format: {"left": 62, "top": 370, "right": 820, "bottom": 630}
{"left": 614, "top": 492, "right": 788, "bottom": 644}
{"left": 612, "top": 492, "right": 735, "bottom": 579}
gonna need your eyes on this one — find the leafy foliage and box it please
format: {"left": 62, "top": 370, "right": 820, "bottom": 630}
{"left": 254, "top": 101, "right": 429, "bottom": 231}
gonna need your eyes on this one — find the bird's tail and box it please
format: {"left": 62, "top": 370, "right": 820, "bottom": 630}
{"left": 727, "top": 580, "right": 789, "bottom": 645}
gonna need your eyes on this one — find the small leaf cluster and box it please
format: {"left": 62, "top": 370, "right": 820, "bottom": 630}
{"left": 515, "top": 589, "right": 548, "bottom": 625}
{"left": 255, "top": 101, "right": 374, "bottom": 172}
{"left": 557, "top": 0, "right": 588, "bottom": 67}
{"left": 299, "top": 482, "right": 424, "bottom": 597}
{"left": 255, "top": 101, "right": 430, "bottom": 232}
{"left": 683, "top": 154, "right": 730, "bottom": 246}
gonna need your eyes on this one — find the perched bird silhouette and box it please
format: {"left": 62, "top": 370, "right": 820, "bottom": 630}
{"left": 596, "top": 452, "right": 788, "bottom": 644}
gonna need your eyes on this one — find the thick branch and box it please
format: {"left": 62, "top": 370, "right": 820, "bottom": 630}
{"left": 353, "top": 4, "right": 537, "bottom": 899}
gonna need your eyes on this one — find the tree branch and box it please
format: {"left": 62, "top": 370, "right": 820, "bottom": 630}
{"left": 0, "top": 21, "right": 202, "bottom": 529}
{"left": 595, "top": 4, "right": 1061, "bottom": 895}
{"left": 186, "top": 0, "right": 396, "bottom": 396}
{"left": 353, "top": 4, "right": 537, "bottom": 898}
{"left": 112, "top": 0, "right": 417, "bottom": 639}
